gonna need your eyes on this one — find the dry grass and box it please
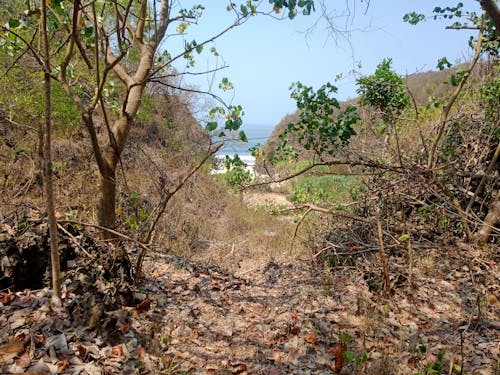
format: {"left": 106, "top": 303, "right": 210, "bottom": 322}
{"left": 188, "top": 194, "right": 306, "bottom": 274}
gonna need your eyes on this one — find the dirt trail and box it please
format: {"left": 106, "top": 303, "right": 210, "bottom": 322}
{"left": 243, "top": 192, "right": 294, "bottom": 208}
{"left": 1, "top": 221, "right": 499, "bottom": 374}
{"left": 135, "top": 249, "right": 499, "bottom": 374}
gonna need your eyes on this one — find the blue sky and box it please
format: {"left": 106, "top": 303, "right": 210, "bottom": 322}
{"left": 170, "top": 1, "right": 482, "bottom": 127}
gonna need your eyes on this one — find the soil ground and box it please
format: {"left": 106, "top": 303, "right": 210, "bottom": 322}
{"left": 0, "top": 197, "right": 499, "bottom": 374}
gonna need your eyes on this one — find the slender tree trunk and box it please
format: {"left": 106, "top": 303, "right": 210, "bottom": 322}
{"left": 41, "top": 0, "right": 61, "bottom": 298}
{"left": 95, "top": 83, "right": 145, "bottom": 230}
{"left": 479, "top": 0, "right": 500, "bottom": 31}
{"left": 97, "top": 158, "right": 117, "bottom": 232}
{"left": 475, "top": 190, "right": 500, "bottom": 243}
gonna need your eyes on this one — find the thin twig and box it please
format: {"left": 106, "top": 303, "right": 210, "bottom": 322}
{"left": 13, "top": 153, "right": 35, "bottom": 199}
{"left": 376, "top": 211, "right": 391, "bottom": 298}
{"left": 3, "top": 116, "right": 37, "bottom": 132}
{"left": 246, "top": 159, "right": 404, "bottom": 190}
{"left": 136, "top": 143, "right": 223, "bottom": 274}
{"left": 427, "top": 15, "right": 485, "bottom": 168}
{"left": 289, "top": 207, "right": 312, "bottom": 255}
{"left": 280, "top": 204, "right": 373, "bottom": 224}
{"left": 58, "top": 219, "right": 151, "bottom": 256}
{"left": 56, "top": 223, "right": 94, "bottom": 258}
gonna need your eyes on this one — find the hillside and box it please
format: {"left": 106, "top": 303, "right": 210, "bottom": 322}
{"left": 257, "top": 65, "right": 470, "bottom": 166}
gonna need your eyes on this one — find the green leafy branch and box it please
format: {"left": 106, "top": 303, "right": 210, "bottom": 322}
{"left": 274, "top": 82, "right": 358, "bottom": 161}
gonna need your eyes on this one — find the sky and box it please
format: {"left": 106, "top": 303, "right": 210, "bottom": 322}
{"left": 169, "top": 1, "right": 482, "bottom": 128}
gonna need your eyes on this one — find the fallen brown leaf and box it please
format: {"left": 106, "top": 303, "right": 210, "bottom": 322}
{"left": 77, "top": 344, "right": 90, "bottom": 361}
{"left": 304, "top": 332, "right": 319, "bottom": 345}
{"left": 111, "top": 345, "right": 124, "bottom": 357}
{"left": 289, "top": 325, "right": 300, "bottom": 335}
{"left": 14, "top": 351, "right": 31, "bottom": 368}
{"left": 229, "top": 361, "right": 248, "bottom": 374}
{"left": 0, "top": 339, "right": 24, "bottom": 364}
{"left": 135, "top": 299, "right": 151, "bottom": 313}
{"left": 116, "top": 323, "right": 130, "bottom": 334}
{"left": 487, "top": 294, "right": 500, "bottom": 308}
{"left": 0, "top": 292, "right": 12, "bottom": 304}
{"left": 328, "top": 342, "right": 347, "bottom": 373}
{"left": 33, "top": 332, "right": 44, "bottom": 344}
{"left": 57, "top": 359, "right": 70, "bottom": 372}
{"left": 135, "top": 346, "right": 146, "bottom": 359}
{"left": 272, "top": 351, "right": 282, "bottom": 363}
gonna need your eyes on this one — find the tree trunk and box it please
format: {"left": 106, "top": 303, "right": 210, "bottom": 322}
{"left": 41, "top": 0, "right": 61, "bottom": 298}
{"left": 479, "top": 0, "right": 500, "bottom": 32}
{"left": 475, "top": 190, "right": 500, "bottom": 243}
{"left": 95, "top": 81, "right": 146, "bottom": 230}
{"left": 97, "top": 157, "right": 117, "bottom": 232}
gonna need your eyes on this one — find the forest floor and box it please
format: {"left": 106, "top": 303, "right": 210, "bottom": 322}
{"left": 0, "top": 207, "right": 499, "bottom": 375}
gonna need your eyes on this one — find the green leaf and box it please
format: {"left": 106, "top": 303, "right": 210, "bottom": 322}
{"left": 398, "top": 234, "right": 410, "bottom": 242}
{"left": 238, "top": 131, "right": 248, "bottom": 142}
{"left": 8, "top": 18, "right": 20, "bottom": 29}
{"left": 240, "top": 4, "right": 249, "bottom": 16}
{"left": 205, "top": 122, "right": 218, "bottom": 132}
{"left": 436, "top": 57, "right": 452, "bottom": 71}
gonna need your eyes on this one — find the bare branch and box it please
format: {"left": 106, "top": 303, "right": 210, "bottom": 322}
{"left": 70, "top": 0, "right": 93, "bottom": 69}
{"left": 135, "top": 142, "right": 223, "bottom": 273}
{"left": 247, "top": 159, "right": 404, "bottom": 190}
{"left": 142, "top": 142, "right": 224, "bottom": 245}
{"left": 0, "top": 26, "right": 45, "bottom": 73}
{"left": 59, "top": 219, "right": 151, "bottom": 260}
{"left": 150, "top": 81, "right": 231, "bottom": 110}
{"left": 376, "top": 210, "right": 391, "bottom": 298}
{"left": 149, "top": 15, "right": 248, "bottom": 80}
{"left": 136, "top": 0, "right": 148, "bottom": 42}
{"left": 0, "top": 29, "right": 38, "bottom": 79}
{"left": 289, "top": 206, "right": 312, "bottom": 254}
{"left": 445, "top": 25, "right": 480, "bottom": 30}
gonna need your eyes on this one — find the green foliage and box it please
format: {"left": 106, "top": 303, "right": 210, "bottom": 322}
{"left": 338, "top": 332, "right": 369, "bottom": 369}
{"left": 216, "top": 155, "right": 252, "bottom": 188}
{"left": 444, "top": 68, "right": 468, "bottom": 87}
{"left": 404, "top": 3, "right": 464, "bottom": 25}
{"left": 274, "top": 82, "right": 358, "bottom": 161}
{"left": 432, "top": 3, "right": 464, "bottom": 20}
{"left": 436, "top": 57, "right": 452, "bottom": 71}
{"left": 404, "top": 3, "right": 498, "bottom": 56}
{"left": 290, "top": 175, "right": 359, "bottom": 206}
{"left": 403, "top": 12, "right": 425, "bottom": 25}
{"left": 136, "top": 94, "right": 156, "bottom": 124}
{"left": 118, "top": 190, "right": 150, "bottom": 232}
{"left": 207, "top": 102, "right": 245, "bottom": 138}
{"left": 480, "top": 65, "right": 500, "bottom": 122}
{"left": 222, "top": 165, "right": 252, "bottom": 187}
{"left": 477, "top": 18, "right": 500, "bottom": 56}
{"left": 356, "top": 58, "right": 410, "bottom": 120}
{"left": 0, "top": 68, "right": 79, "bottom": 136}
{"left": 269, "top": 0, "right": 315, "bottom": 19}
{"left": 412, "top": 350, "right": 446, "bottom": 375}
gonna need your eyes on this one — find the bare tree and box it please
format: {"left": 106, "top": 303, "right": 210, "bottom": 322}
{"left": 2, "top": 0, "right": 316, "bottom": 233}
{"left": 40, "top": 0, "right": 61, "bottom": 297}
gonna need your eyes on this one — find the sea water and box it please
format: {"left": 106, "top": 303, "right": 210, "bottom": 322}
{"left": 214, "top": 123, "right": 275, "bottom": 170}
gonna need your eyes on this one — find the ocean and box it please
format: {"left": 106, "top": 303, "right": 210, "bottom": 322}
{"left": 215, "top": 123, "right": 276, "bottom": 166}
